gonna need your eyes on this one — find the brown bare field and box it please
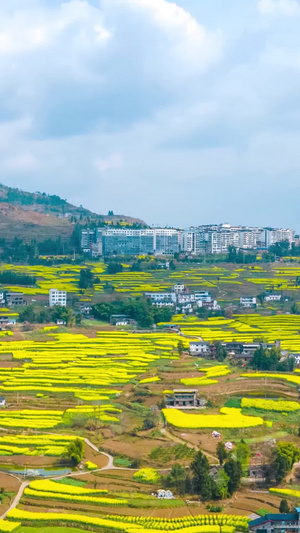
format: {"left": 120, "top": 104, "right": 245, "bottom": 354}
{"left": 0, "top": 472, "right": 21, "bottom": 491}
{"left": 172, "top": 431, "right": 219, "bottom": 455}
{"left": 0, "top": 454, "right": 56, "bottom": 467}
{"left": 223, "top": 490, "right": 282, "bottom": 515}
{"left": 0, "top": 472, "right": 21, "bottom": 516}
{"left": 84, "top": 444, "right": 108, "bottom": 468}
{"left": 204, "top": 377, "right": 299, "bottom": 399}
{"left": 103, "top": 436, "right": 168, "bottom": 459}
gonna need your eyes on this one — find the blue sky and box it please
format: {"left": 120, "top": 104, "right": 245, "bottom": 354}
{"left": 1, "top": 0, "right": 300, "bottom": 228}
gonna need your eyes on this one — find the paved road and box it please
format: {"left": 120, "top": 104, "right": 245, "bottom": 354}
{"left": 0, "top": 480, "right": 30, "bottom": 520}
{"left": 83, "top": 438, "right": 113, "bottom": 469}
{"left": 0, "top": 440, "right": 118, "bottom": 520}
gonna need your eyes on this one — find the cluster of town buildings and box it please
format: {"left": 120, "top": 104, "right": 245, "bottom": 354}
{"left": 145, "top": 285, "right": 220, "bottom": 314}
{"left": 81, "top": 224, "right": 295, "bottom": 256}
{"left": 189, "top": 339, "right": 282, "bottom": 361}
{"left": 189, "top": 338, "right": 300, "bottom": 366}
{"left": 181, "top": 224, "right": 295, "bottom": 255}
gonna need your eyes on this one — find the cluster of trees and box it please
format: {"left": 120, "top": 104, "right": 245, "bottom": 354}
{"left": 279, "top": 499, "right": 291, "bottom": 513}
{"left": 0, "top": 238, "right": 37, "bottom": 263}
{"left": 79, "top": 268, "right": 95, "bottom": 289}
{"left": 250, "top": 346, "right": 295, "bottom": 372}
{"left": 165, "top": 449, "right": 243, "bottom": 500}
{"left": 270, "top": 442, "right": 300, "bottom": 482}
{"left": 269, "top": 241, "right": 291, "bottom": 257}
{"left": 213, "top": 341, "right": 228, "bottom": 362}
{"left": 1, "top": 186, "right": 67, "bottom": 208}
{"left": 227, "top": 241, "right": 300, "bottom": 263}
{"left": 19, "top": 305, "right": 79, "bottom": 326}
{"left": 0, "top": 271, "right": 36, "bottom": 286}
{"left": 62, "top": 438, "right": 84, "bottom": 466}
{"left": 0, "top": 236, "right": 75, "bottom": 262}
{"left": 93, "top": 299, "right": 173, "bottom": 327}
{"left": 106, "top": 262, "right": 123, "bottom": 274}
{"left": 197, "top": 308, "right": 225, "bottom": 320}
{"left": 227, "top": 246, "right": 259, "bottom": 264}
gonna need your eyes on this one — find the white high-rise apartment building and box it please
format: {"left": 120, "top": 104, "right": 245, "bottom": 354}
{"left": 181, "top": 231, "right": 194, "bottom": 253}
{"left": 49, "top": 289, "right": 67, "bottom": 307}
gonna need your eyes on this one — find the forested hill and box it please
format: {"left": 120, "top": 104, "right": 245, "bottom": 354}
{"left": 0, "top": 184, "right": 147, "bottom": 245}
{"left": 0, "top": 183, "right": 97, "bottom": 218}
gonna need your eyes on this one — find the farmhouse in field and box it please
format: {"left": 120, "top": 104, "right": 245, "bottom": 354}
{"left": 264, "top": 293, "right": 282, "bottom": 302}
{"left": 224, "top": 340, "right": 281, "bottom": 361}
{"left": 164, "top": 389, "right": 206, "bottom": 409}
{"left": 240, "top": 296, "right": 257, "bottom": 308}
{"left": 189, "top": 341, "right": 211, "bottom": 356}
{"left": 6, "top": 293, "right": 26, "bottom": 306}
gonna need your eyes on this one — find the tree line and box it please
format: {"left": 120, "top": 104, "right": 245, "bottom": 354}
{"left": 250, "top": 345, "right": 295, "bottom": 372}
{"left": 164, "top": 441, "right": 249, "bottom": 500}
{"left": 19, "top": 305, "right": 80, "bottom": 326}
{"left": 93, "top": 299, "right": 173, "bottom": 328}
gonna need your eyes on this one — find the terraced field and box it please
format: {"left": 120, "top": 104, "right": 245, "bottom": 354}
{"left": 0, "top": 262, "right": 300, "bottom": 531}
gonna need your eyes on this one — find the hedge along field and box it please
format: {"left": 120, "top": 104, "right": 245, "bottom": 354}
{"left": 166, "top": 314, "right": 300, "bottom": 352}
{"left": 0, "top": 331, "right": 186, "bottom": 398}
{"left": 162, "top": 407, "right": 266, "bottom": 429}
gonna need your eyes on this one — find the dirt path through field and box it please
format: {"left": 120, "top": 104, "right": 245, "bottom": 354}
{"left": 161, "top": 428, "right": 217, "bottom": 463}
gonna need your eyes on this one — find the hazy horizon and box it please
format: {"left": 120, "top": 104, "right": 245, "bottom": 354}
{"left": 1, "top": 0, "right": 299, "bottom": 229}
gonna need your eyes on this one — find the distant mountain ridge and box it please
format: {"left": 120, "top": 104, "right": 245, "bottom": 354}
{"left": 0, "top": 183, "right": 147, "bottom": 242}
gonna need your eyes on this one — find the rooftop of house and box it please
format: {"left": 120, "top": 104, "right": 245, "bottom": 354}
{"left": 250, "top": 511, "right": 299, "bottom": 528}
{"left": 172, "top": 389, "right": 198, "bottom": 394}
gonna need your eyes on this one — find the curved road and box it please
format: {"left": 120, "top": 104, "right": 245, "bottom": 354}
{"left": 0, "top": 481, "right": 29, "bottom": 520}
{"left": 0, "top": 438, "right": 131, "bottom": 520}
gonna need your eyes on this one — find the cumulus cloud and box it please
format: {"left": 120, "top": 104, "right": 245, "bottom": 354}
{"left": 0, "top": 0, "right": 299, "bottom": 228}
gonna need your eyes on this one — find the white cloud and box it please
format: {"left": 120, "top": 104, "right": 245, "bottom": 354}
{"left": 114, "top": 0, "right": 223, "bottom": 74}
{"left": 258, "top": 0, "right": 299, "bottom": 16}
{"left": 0, "top": 0, "right": 299, "bottom": 228}
{"left": 0, "top": 1, "right": 111, "bottom": 58}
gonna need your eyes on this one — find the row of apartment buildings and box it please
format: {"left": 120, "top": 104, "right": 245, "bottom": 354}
{"left": 181, "top": 224, "right": 295, "bottom": 255}
{"left": 81, "top": 224, "right": 295, "bottom": 256}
